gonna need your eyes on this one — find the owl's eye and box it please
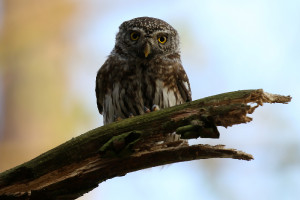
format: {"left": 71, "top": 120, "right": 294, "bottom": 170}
{"left": 158, "top": 36, "right": 167, "bottom": 44}
{"left": 130, "top": 32, "right": 140, "bottom": 41}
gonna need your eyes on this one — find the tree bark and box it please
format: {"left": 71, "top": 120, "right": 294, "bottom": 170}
{"left": 0, "top": 89, "right": 291, "bottom": 200}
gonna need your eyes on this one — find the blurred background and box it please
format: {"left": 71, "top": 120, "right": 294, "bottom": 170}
{"left": 0, "top": 0, "right": 299, "bottom": 199}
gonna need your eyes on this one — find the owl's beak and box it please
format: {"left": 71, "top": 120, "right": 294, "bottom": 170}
{"left": 143, "top": 43, "right": 151, "bottom": 58}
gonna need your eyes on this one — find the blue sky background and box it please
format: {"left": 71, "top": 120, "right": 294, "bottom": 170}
{"left": 67, "top": 1, "right": 300, "bottom": 200}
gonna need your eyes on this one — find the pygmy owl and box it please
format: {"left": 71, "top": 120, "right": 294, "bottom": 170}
{"left": 96, "top": 17, "right": 192, "bottom": 125}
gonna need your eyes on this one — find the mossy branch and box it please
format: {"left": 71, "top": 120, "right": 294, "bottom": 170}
{"left": 0, "top": 89, "right": 291, "bottom": 200}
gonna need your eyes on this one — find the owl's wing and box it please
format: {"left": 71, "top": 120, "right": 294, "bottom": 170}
{"left": 95, "top": 60, "right": 110, "bottom": 115}
{"left": 95, "top": 70, "right": 103, "bottom": 115}
{"left": 176, "top": 64, "right": 192, "bottom": 102}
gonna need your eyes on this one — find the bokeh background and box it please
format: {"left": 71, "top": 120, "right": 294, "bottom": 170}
{"left": 0, "top": 0, "right": 299, "bottom": 199}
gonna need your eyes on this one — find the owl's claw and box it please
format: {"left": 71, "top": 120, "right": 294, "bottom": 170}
{"left": 144, "top": 106, "right": 151, "bottom": 113}
{"left": 114, "top": 115, "right": 123, "bottom": 122}
{"left": 114, "top": 113, "right": 134, "bottom": 122}
{"left": 151, "top": 104, "right": 160, "bottom": 111}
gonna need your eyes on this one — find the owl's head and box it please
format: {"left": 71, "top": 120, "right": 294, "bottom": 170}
{"left": 114, "top": 17, "right": 180, "bottom": 59}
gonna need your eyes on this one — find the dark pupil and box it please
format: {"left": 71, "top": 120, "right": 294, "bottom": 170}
{"left": 160, "top": 37, "right": 165, "bottom": 42}
{"left": 132, "top": 33, "right": 138, "bottom": 39}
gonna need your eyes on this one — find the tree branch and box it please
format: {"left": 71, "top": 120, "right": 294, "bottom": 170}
{"left": 0, "top": 89, "right": 291, "bottom": 200}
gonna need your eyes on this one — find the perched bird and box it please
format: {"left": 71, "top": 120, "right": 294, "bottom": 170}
{"left": 96, "top": 17, "right": 191, "bottom": 125}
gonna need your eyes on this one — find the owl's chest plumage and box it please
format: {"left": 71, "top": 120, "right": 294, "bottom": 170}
{"left": 101, "top": 58, "right": 183, "bottom": 124}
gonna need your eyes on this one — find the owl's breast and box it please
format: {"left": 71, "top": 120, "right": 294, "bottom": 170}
{"left": 102, "top": 60, "right": 185, "bottom": 124}
{"left": 152, "top": 79, "right": 184, "bottom": 109}
{"left": 139, "top": 62, "right": 184, "bottom": 109}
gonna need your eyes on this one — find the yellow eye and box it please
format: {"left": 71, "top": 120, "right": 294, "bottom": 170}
{"left": 130, "top": 32, "right": 140, "bottom": 41}
{"left": 158, "top": 36, "right": 167, "bottom": 44}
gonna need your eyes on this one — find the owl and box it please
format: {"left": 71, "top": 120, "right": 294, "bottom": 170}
{"left": 96, "top": 17, "right": 192, "bottom": 125}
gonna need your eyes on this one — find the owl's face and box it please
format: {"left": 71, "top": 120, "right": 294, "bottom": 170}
{"left": 115, "top": 17, "right": 180, "bottom": 59}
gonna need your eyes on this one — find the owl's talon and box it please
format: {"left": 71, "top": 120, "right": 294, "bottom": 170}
{"left": 151, "top": 104, "right": 160, "bottom": 111}
{"left": 144, "top": 106, "right": 151, "bottom": 113}
{"left": 114, "top": 115, "right": 123, "bottom": 122}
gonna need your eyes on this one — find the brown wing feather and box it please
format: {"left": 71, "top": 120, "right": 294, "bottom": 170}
{"left": 176, "top": 64, "right": 192, "bottom": 102}
{"left": 95, "top": 70, "right": 103, "bottom": 114}
{"left": 95, "top": 60, "right": 110, "bottom": 115}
